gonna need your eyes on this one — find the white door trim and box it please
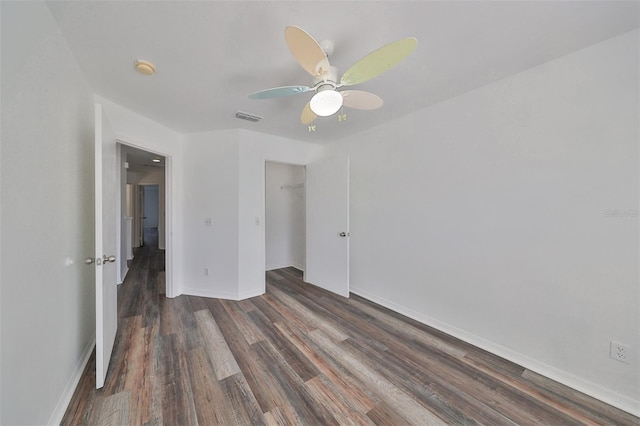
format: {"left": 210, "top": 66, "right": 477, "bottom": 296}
{"left": 117, "top": 139, "right": 176, "bottom": 298}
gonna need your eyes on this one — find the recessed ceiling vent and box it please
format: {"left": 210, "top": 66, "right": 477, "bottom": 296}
{"left": 235, "top": 111, "right": 263, "bottom": 123}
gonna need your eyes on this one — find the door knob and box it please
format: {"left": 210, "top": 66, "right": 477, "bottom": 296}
{"left": 85, "top": 257, "right": 96, "bottom": 265}
{"left": 339, "top": 232, "right": 349, "bottom": 237}
{"left": 103, "top": 255, "right": 116, "bottom": 263}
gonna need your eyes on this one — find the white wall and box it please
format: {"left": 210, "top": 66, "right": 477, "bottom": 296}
{"left": 181, "top": 129, "right": 240, "bottom": 299}
{"left": 1, "top": 2, "right": 96, "bottom": 424}
{"left": 265, "top": 162, "right": 305, "bottom": 271}
{"left": 291, "top": 165, "right": 306, "bottom": 269}
{"left": 238, "top": 130, "right": 322, "bottom": 298}
{"left": 117, "top": 144, "right": 128, "bottom": 282}
{"left": 180, "top": 129, "right": 321, "bottom": 299}
{"left": 326, "top": 30, "right": 639, "bottom": 414}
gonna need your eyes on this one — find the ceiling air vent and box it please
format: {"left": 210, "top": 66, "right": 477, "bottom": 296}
{"left": 235, "top": 111, "right": 262, "bottom": 123}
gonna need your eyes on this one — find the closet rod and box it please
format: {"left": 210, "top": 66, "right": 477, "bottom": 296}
{"left": 280, "top": 183, "right": 304, "bottom": 190}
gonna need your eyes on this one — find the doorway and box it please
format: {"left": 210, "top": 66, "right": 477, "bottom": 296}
{"left": 118, "top": 143, "right": 168, "bottom": 289}
{"left": 141, "top": 184, "right": 159, "bottom": 246}
{"left": 265, "top": 162, "right": 306, "bottom": 272}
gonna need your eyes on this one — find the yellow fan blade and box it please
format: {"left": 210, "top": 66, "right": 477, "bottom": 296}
{"left": 341, "top": 90, "right": 384, "bottom": 110}
{"left": 340, "top": 37, "right": 417, "bottom": 87}
{"left": 285, "top": 26, "right": 331, "bottom": 79}
{"left": 301, "top": 102, "right": 317, "bottom": 124}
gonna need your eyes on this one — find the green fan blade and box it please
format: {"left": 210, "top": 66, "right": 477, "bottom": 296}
{"left": 340, "top": 37, "right": 417, "bottom": 87}
{"left": 249, "top": 85, "right": 310, "bottom": 100}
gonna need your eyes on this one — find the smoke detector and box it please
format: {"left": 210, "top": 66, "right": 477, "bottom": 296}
{"left": 135, "top": 60, "right": 155, "bottom": 75}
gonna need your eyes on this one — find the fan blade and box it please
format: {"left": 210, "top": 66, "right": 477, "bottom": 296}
{"left": 340, "top": 37, "right": 418, "bottom": 87}
{"left": 249, "top": 85, "right": 310, "bottom": 100}
{"left": 249, "top": 86, "right": 311, "bottom": 99}
{"left": 341, "top": 90, "right": 384, "bottom": 110}
{"left": 285, "top": 26, "right": 331, "bottom": 79}
{"left": 301, "top": 102, "right": 317, "bottom": 124}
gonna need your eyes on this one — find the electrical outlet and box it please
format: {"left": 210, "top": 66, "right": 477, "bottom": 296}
{"left": 610, "top": 341, "right": 630, "bottom": 364}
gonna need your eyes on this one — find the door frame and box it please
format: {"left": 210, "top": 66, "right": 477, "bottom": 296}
{"left": 117, "top": 140, "right": 175, "bottom": 297}
{"left": 261, "top": 156, "right": 350, "bottom": 297}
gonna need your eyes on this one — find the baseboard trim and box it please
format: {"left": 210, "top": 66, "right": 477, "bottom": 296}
{"left": 182, "top": 287, "right": 265, "bottom": 301}
{"left": 118, "top": 265, "right": 129, "bottom": 284}
{"left": 48, "top": 335, "right": 95, "bottom": 425}
{"left": 238, "top": 288, "right": 265, "bottom": 300}
{"left": 350, "top": 286, "right": 639, "bottom": 417}
{"left": 182, "top": 287, "right": 239, "bottom": 300}
{"left": 290, "top": 264, "right": 305, "bottom": 272}
{"left": 266, "top": 264, "right": 290, "bottom": 271}
{"left": 267, "top": 264, "right": 305, "bottom": 272}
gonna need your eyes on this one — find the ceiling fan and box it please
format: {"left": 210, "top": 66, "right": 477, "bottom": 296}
{"left": 249, "top": 26, "right": 418, "bottom": 128}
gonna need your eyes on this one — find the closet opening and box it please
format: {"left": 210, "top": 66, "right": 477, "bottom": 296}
{"left": 264, "top": 162, "right": 306, "bottom": 274}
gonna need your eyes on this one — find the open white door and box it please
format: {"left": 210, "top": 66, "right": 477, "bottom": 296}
{"left": 305, "top": 156, "right": 350, "bottom": 297}
{"left": 92, "top": 104, "right": 118, "bottom": 389}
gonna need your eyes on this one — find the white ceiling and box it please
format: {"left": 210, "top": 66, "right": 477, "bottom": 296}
{"left": 46, "top": 1, "right": 639, "bottom": 144}
{"left": 123, "top": 144, "right": 165, "bottom": 173}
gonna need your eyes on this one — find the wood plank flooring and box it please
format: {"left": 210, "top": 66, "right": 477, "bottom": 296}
{"left": 62, "top": 233, "right": 639, "bottom": 425}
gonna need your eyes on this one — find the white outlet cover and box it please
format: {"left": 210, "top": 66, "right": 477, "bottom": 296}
{"left": 610, "top": 340, "right": 631, "bottom": 364}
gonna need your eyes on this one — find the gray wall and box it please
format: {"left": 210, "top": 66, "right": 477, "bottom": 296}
{"left": 1, "top": 2, "right": 96, "bottom": 424}
{"left": 327, "top": 30, "right": 639, "bottom": 411}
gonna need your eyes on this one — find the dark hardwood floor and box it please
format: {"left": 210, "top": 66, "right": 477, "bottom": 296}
{"left": 62, "top": 232, "right": 639, "bottom": 425}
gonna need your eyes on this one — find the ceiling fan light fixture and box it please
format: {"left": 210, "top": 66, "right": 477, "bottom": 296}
{"left": 310, "top": 89, "right": 343, "bottom": 117}
{"left": 250, "top": 26, "right": 417, "bottom": 126}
